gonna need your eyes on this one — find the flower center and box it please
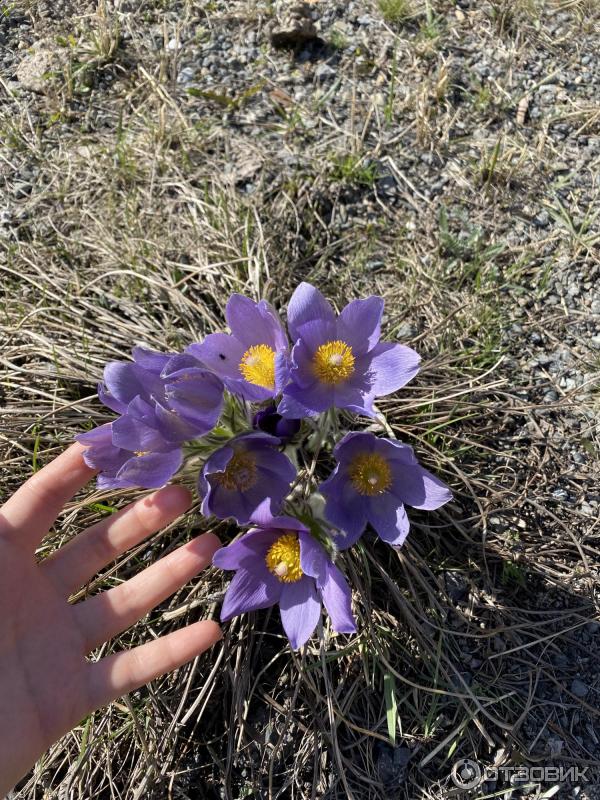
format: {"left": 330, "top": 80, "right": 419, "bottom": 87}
{"left": 313, "top": 340, "right": 355, "bottom": 385}
{"left": 239, "top": 344, "right": 276, "bottom": 389}
{"left": 265, "top": 533, "right": 303, "bottom": 583}
{"left": 348, "top": 452, "right": 392, "bottom": 496}
{"left": 217, "top": 450, "right": 258, "bottom": 491}
{"left": 134, "top": 450, "right": 150, "bottom": 457}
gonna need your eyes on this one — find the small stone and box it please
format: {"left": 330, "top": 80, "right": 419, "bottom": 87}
{"left": 552, "top": 488, "right": 568, "bottom": 501}
{"left": 547, "top": 737, "right": 564, "bottom": 757}
{"left": 375, "top": 742, "right": 410, "bottom": 787}
{"left": 315, "top": 63, "right": 335, "bottom": 81}
{"left": 570, "top": 679, "right": 589, "bottom": 698}
{"left": 16, "top": 41, "right": 67, "bottom": 93}
{"left": 396, "top": 322, "right": 416, "bottom": 339}
{"left": 13, "top": 182, "right": 31, "bottom": 198}
{"left": 271, "top": 4, "right": 318, "bottom": 48}
{"left": 167, "top": 38, "right": 181, "bottom": 51}
{"left": 177, "top": 66, "right": 195, "bottom": 83}
{"left": 442, "top": 571, "right": 468, "bottom": 602}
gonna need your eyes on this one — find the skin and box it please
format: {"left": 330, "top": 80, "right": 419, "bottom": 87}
{"left": 0, "top": 443, "right": 221, "bottom": 795}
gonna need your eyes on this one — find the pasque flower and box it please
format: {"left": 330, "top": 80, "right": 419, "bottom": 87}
{"left": 99, "top": 347, "right": 224, "bottom": 443}
{"left": 76, "top": 399, "right": 183, "bottom": 489}
{"left": 79, "top": 348, "right": 224, "bottom": 489}
{"left": 277, "top": 282, "right": 421, "bottom": 418}
{"left": 252, "top": 403, "right": 301, "bottom": 443}
{"left": 198, "top": 432, "right": 296, "bottom": 524}
{"left": 187, "top": 295, "right": 288, "bottom": 402}
{"left": 213, "top": 515, "right": 356, "bottom": 649}
{"left": 320, "top": 431, "right": 452, "bottom": 548}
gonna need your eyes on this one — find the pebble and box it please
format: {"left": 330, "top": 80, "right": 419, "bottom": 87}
{"left": 570, "top": 679, "right": 589, "bottom": 698}
{"left": 315, "top": 64, "right": 336, "bottom": 81}
{"left": 177, "top": 67, "right": 195, "bottom": 83}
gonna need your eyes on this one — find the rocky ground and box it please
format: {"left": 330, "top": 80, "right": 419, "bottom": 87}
{"left": 1, "top": 1, "right": 599, "bottom": 798}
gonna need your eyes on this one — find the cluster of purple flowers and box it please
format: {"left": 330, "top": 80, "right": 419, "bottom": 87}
{"left": 78, "top": 283, "right": 452, "bottom": 649}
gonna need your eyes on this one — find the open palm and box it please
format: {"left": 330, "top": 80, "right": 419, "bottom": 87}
{"left": 0, "top": 443, "right": 221, "bottom": 795}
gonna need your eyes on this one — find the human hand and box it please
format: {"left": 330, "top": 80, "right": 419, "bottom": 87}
{"left": 0, "top": 443, "right": 221, "bottom": 795}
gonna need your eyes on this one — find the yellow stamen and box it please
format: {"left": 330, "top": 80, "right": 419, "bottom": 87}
{"left": 134, "top": 450, "right": 150, "bottom": 457}
{"left": 313, "top": 340, "right": 355, "bottom": 385}
{"left": 265, "top": 533, "right": 303, "bottom": 583}
{"left": 239, "top": 344, "right": 276, "bottom": 389}
{"left": 217, "top": 450, "right": 257, "bottom": 491}
{"left": 348, "top": 452, "right": 392, "bottom": 496}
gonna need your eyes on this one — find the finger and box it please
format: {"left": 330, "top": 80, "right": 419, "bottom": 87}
{"left": 88, "top": 619, "right": 222, "bottom": 710}
{"left": 75, "top": 532, "right": 221, "bottom": 652}
{"left": 41, "top": 485, "right": 192, "bottom": 595}
{"left": 0, "top": 443, "right": 97, "bottom": 549}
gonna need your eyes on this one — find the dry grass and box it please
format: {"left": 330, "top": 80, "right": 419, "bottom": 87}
{"left": 1, "top": 0, "right": 599, "bottom": 797}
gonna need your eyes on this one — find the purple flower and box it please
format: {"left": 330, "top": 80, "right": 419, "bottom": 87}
{"left": 252, "top": 404, "right": 301, "bottom": 443}
{"left": 76, "top": 411, "right": 183, "bottom": 490}
{"left": 277, "top": 282, "right": 420, "bottom": 418}
{"left": 198, "top": 432, "right": 296, "bottom": 524}
{"left": 99, "top": 347, "right": 224, "bottom": 443}
{"left": 187, "top": 295, "right": 288, "bottom": 402}
{"left": 320, "top": 431, "right": 452, "bottom": 548}
{"left": 213, "top": 515, "right": 356, "bottom": 648}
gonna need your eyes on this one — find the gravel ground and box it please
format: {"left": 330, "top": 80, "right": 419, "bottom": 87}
{"left": 1, "top": 1, "right": 599, "bottom": 798}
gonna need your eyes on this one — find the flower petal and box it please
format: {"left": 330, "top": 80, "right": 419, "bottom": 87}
{"left": 187, "top": 334, "right": 245, "bottom": 381}
{"left": 367, "top": 342, "right": 421, "bottom": 396}
{"left": 213, "top": 529, "right": 275, "bottom": 570}
{"left": 298, "top": 531, "right": 329, "bottom": 585}
{"left": 274, "top": 350, "right": 292, "bottom": 393}
{"left": 390, "top": 462, "right": 453, "bottom": 510}
{"left": 163, "top": 370, "right": 224, "bottom": 431}
{"left": 97, "top": 381, "right": 128, "bottom": 414}
{"left": 220, "top": 567, "right": 282, "bottom": 621}
{"left": 132, "top": 346, "right": 174, "bottom": 373}
{"left": 226, "top": 295, "right": 287, "bottom": 351}
{"left": 279, "top": 578, "right": 321, "bottom": 649}
{"left": 111, "top": 409, "right": 168, "bottom": 453}
{"left": 76, "top": 423, "right": 128, "bottom": 473}
{"left": 253, "top": 448, "right": 297, "bottom": 487}
{"left": 336, "top": 296, "right": 384, "bottom": 355}
{"left": 367, "top": 494, "right": 410, "bottom": 546}
{"left": 287, "top": 282, "right": 336, "bottom": 343}
{"left": 321, "top": 562, "right": 356, "bottom": 634}
{"left": 115, "top": 449, "right": 183, "bottom": 488}
{"left": 287, "top": 339, "right": 318, "bottom": 388}
{"left": 332, "top": 431, "right": 377, "bottom": 461}
{"left": 277, "top": 391, "right": 317, "bottom": 419}
{"left": 332, "top": 381, "right": 377, "bottom": 418}
{"left": 103, "top": 361, "right": 163, "bottom": 406}
{"left": 320, "top": 471, "right": 368, "bottom": 549}
{"left": 279, "top": 378, "right": 335, "bottom": 417}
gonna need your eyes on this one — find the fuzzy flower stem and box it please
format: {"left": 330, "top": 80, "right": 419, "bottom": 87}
{"left": 303, "top": 413, "right": 331, "bottom": 497}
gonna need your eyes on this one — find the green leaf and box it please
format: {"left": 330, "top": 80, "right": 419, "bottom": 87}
{"left": 383, "top": 671, "right": 397, "bottom": 744}
{"left": 88, "top": 502, "right": 119, "bottom": 515}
